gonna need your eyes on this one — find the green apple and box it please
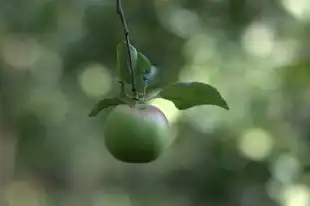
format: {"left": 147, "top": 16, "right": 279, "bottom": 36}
{"left": 103, "top": 104, "right": 171, "bottom": 163}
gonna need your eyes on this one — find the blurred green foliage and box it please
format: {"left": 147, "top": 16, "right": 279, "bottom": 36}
{"left": 1, "top": 0, "right": 310, "bottom": 206}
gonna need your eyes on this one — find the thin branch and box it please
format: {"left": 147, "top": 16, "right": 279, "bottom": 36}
{"left": 116, "top": 0, "right": 137, "bottom": 99}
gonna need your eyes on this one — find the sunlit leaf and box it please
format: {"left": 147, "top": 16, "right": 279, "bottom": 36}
{"left": 159, "top": 82, "right": 229, "bottom": 110}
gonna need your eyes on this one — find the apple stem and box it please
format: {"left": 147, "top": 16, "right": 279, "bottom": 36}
{"left": 116, "top": 0, "right": 138, "bottom": 107}
{"left": 118, "top": 80, "right": 137, "bottom": 107}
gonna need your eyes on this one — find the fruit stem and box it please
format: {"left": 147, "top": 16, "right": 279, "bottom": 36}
{"left": 116, "top": 0, "right": 138, "bottom": 107}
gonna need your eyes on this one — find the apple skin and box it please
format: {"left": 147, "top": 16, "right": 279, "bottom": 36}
{"left": 103, "top": 104, "right": 171, "bottom": 163}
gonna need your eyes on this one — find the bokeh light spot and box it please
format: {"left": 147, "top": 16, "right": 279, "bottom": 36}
{"left": 269, "top": 40, "right": 298, "bottom": 67}
{"left": 167, "top": 8, "right": 202, "bottom": 38}
{"left": 183, "top": 33, "right": 217, "bottom": 65}
{"left": 238, "top": 128, "right": 274, "bottom": 161}
{"left": 281, "top": 0, "right": 310, "bottom": 20}
{"left": 157, "top": 7, "right": 202, "bottom": 39}
{"left": 281, "top": 184, "right": 310, "bottom": 206}
{"left": 266, "top": 179, "right": 283, "bottom": 202}
{"left": 271, "top": 154, "right": 301, "bottom": 184}
{"left": 178, "top": 65, "right": 211, "bottom": 83}
{"left": 242, "top": 22, "right": 275, "bottom": 57}
{"left": 79, "top": 63, "right": 112, "bottom": 98}
{"left": 2, "top": 36, "right": 41, "bottom": 69}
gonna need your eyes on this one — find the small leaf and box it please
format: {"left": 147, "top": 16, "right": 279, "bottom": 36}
{"left": 159, "top": 82, "right": 229, "bottom": 110}
{"left": 136, "top": 53, "right": 161, "bottom": 89}
{"left": 117, "top": 41, "right": 138, "bottom": 84}
{"left": 137, "top": 52, "right": 152, "bottom": 73}
{"left": 89, "top": 97, "right": 125, "bottom": 117}
{"left": 134, "top": 52, "right": 150, "bottom": 94}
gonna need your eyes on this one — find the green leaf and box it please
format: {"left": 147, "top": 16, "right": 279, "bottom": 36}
{"left": 137, "top": 52, "right": 152, "bottom": 73}
{"left": 117, "top": 41, "right": 138, "bottom": 84}
{"left": 136, "top": 52, "right": 162, "bottom": 91}
{"left": 134, "top": 52, "right": 151, "bottom": 94}
{"left": 159, "top": 82, "right": 229, "bottom": 110}
{"left": 89, "top": 97, "right": 125, "bottom": 117}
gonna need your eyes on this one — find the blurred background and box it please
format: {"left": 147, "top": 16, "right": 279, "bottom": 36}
{"left": 0, "top": 0, "right": 310, "bottom": 205}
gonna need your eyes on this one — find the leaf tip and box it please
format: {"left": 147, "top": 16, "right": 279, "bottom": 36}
{"left": 88, "top": 112, "right": 96, "bottom": 117}
{"left": 223, "top": 103, "right": 230, "bottom": 110}
{"left": 88, "top": 97, "right": 125, "bottom": 117}
{"left": 218, "top": 97, "right": 230, "bottom": 110}
{"left": 88, "top": 109, "right": 99, "bottom": 117}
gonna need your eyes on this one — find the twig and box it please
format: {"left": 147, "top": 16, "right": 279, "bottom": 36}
{"left": 116, "top": 0, "right": 137, "bottom": 100}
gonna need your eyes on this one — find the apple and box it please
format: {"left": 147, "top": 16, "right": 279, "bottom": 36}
{"left": 103, "top": 104, "right": 171, "bottom": 163}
